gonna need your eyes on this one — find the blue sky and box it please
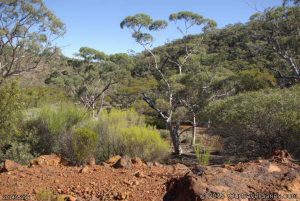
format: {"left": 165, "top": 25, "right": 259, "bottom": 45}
{"left": 44, "top": 0, "right": 282, "bottom": 57}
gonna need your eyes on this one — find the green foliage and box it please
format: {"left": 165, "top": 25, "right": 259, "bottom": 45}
{"left": 72, "top": 128, "right": 97, "bottom": 164}
{"left": 0, "top": 0, "right": 65, "bottom": 80}
{"left": 120, "top": 126, "right": 169, "bottom": 161}
{"left": 194, "top": 144, "right": 211, "bottom": 166}
{"left": 120, "top": 13, "right": 168, "bottom": 45}
{"left": 36, "top": 190, "right": 64, "bottom": 201}
{"left": 77, "top": 47, "right": 107, "bottom": 62}
{"left": 0, "top": 141, "right": 35, "bottom": 165}
{"left": 23, "top": 87, "right": 70, "bottom": 108}
{"left": 169, "top": 11, "right": 217, "bottom": 32}
{"left": 27, "top": 103, "right": 87, "bottom": 154}
{"left": 87, "top": 109, "right": 169, "bottom": 161}
{"left": 0, "top": 81, "right": 24, "bottom": 142}
{"left": 205, "top": 85, "right": 300, "bottom": 158}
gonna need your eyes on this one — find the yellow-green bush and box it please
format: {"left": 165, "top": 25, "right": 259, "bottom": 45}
{"left": 72, "top": 128, "right": 97, "bottom": 164}
{"left": 120, "top": 126, "right": 169, "bottom": 161}
{"left": 88, "top": 109, "right": 169, "bottom": 162}
{"left": 27, "top": 103, "right": 87, "bottom": 154}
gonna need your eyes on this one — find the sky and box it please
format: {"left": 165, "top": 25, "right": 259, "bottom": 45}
{"left": 44, "top": 0, "right": 282, "bottom": 57}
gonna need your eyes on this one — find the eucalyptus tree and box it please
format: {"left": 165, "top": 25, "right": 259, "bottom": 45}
{"left": 120, "top": 13, "right": 187, "bottom": 154}
{"left": 167, "top": 12, "right": 217, "bottom": 145}
{"left": 249, "top": 6, "right": 300, "bottom": 86}
{"left": 121, "top": 12, "right": 217, "bottom": 153}
{"left": 0, "top": 0, "right": 65, "bottom": 84}
{"left": 46, "top": 47, "right": 127, "bottom": 117}
{"left": 168, "top": 11, "right": 217, "bottom": 74}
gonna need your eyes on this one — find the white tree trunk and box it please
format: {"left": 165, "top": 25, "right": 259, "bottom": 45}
{"left": 192, "top": 115, "right": 197, "bottom": 145}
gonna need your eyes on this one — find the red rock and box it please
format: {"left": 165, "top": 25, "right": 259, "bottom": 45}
{"left": 113, "top": 156, "right": 132, "bottom": 169}
{"left": 30, "top": 154, "right": 62, "bottom": 166}
{"left": 2, "top": 160, "right": 23, "bottom": 172}
{"left": 131, "top": 157, "right": 144, "bottom": 166}
{"left": 106, "top": 155, "right": 122, "bottom": 165}
{"left": 79, "top": 166, "right": 89, "bottom": 173}
{"left": 87, "top": 157, "right": 96, "bottom": 166}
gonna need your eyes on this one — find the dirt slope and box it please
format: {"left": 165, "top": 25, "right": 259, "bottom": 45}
{"left": 0, "top": 151, "right": 299, "bottom": 201}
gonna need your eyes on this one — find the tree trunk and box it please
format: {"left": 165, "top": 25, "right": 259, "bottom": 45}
{"left": 168, "top": 122, "right": 182, "bottom": 155}
{"left": 192, "top": 115, "right": 197, "bottom": 146}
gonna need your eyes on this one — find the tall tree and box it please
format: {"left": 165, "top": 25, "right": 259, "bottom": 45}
{"left": 46, "top": 48, "right": 127, "bottom": 117}
{"left": 0, "top": 0, "right": 65, "bottom": 84}
{"left": 249, "top": 6, "right": 300, "bottom": 86}
{"left": 121, "top": 12, "right": 217, "bottom": 154}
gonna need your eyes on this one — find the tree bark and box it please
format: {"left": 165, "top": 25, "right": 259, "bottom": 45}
{"left": 168, "top": 122, "right": 182, "bottom": 155}
{"left": 192, "top": 115, "right": 197, "bottom": 146}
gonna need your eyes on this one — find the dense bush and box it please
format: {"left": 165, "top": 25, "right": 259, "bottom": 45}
{"left": 27, "top": 103, "right": 88, "bottom": 154}
{"left": 120, "top": 126, "right": 169, "bottom": 161}
{"left": 23, "top": 87, "right": 70, "bottom": 108}
{"left": 72, "top": 128, "right": 97, "bottom": 164}
{"left": 204, "top": 85, "right": 300, "bottom": 158}
{"left": 0, "top": 81, "right": 32, "bottom": 164}
{"left": 0, "top": 81, "right": 24, "bottom": 143}
{"left": 88, "top": 109, "right": 169, "bottom": 162}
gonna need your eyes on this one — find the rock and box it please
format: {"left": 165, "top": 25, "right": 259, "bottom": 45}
{"left": 271, "top": 149, "right": 294, "bottom": 163}
{"left": 30, "top": 154, "right": 63, "bottom": 166}
{"left": 153, "top": 162, "right": 163, "bottom": 167}
{"left": 113, "top": 156, "right": 132, "bottom": 169}
{"left": 173, "top": 163, "right": 190, "bottom": 172}
{"left": 106, "top": 155, "right": 122, "bottom": 165}
{"left": 131, "top": 157, "right": 144, "bottom": 166}
{"left": 87, "top": 157, "right": 96, "bottom": 166}
{"left": 100, "top": 162, "right": 110, "bottom": 168}
{"left": 134, "top": 171, "right": 146, "bottom": 178}
{"left": 191, "top": 165, "right": 205, "bottom": 176}
{"left": 114, "top": 191, "right": 130, "bottom": 200}
{"left": 146, "top": 162, "right": 153, "bottom": 167}
{"left": 164, "top": 159, "right": 300, "bottom": 201}
{"left": 63, "top": 195, "right": 77, "bottom": 201}
{"left": 79, "top": 166, "right": 89, "bottom": 173}
{"left": 2, "top": 160, "right": 23, "bottom": 172}
{"left": 268, "top": 164, "right": 281, "bottom": 173}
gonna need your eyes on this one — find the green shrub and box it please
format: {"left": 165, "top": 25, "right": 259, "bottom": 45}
{"left": 87, "top": 109, "right": 169, "bottom": 162}
{"left": 0, "top": 141, "right": 35, "bottom": 165}
{"left": 36, "top": 190, "right": 64, "bottom": 201}
{"left": 27, "top": 103, "right": 87, "bottom": 154}
{"left": 120, "top": 126, "right": 169, "bottom": 161}
{"left": 72, "top": 128, "right": 97, "bottom": 164}
{"left": 23, "top": 87, "right": 70, "bottom": 108}
{"left": 0, "top": 81, "right": 24, "bottom": 143}
{"left": 194, "top": 144, "right": 211, "bottom": 166}
{"left": 204, "top": 85, "right": 300, "bottom": 158}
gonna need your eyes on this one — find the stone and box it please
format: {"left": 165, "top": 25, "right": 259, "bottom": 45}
{"left": 30, "top": 154, "right": 62, "bottom": 166}
{"left": 146, "top": 162, "right": 153, "bottom": 167}
{"left": 87, "top": 157, "right": 96, "bottom": 166}
{"left": 64, "top": 195, "right": 77, "bottom": 201}
{"left": 2, "top": 160, "right": 23, "bottom": 172}
{"left": 153, "top": 162, "right": 163, "bottom": 167}
{"left": 268, "top": 164, "right": 281, "bottom": 173}
{"left": 131, "top": 157, "right": 144, "bottom": 166}
{"left": 100, "top": 162, "right": 110, "bottom": 168}
{"left": 134, "top": 171, "right": 146, "bottom": 178}
{"left": 113, "top": 156, "right": 132, "bottom": 169}
{"left": 106, "top": 155, "right": 122, "bottom": 165}
{"left": 79, "top": 166, "right": 89, "bottom": 173}
{"left": 114, "top": 191, "right": 130, "bottom": 200}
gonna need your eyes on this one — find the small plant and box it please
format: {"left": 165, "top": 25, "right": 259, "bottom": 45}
{"left": 36, "top": 190, "right": 64, "bottom": 201}
{"left": 72, "top": 127, "right": 97, "bottom": 164}
{"left": 194, "top": 143, "right": 211, "bottom": 166}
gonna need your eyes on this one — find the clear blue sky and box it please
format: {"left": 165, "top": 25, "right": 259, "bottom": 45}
{"left": 44, "top": 0, "right": 282, "bottom": 57}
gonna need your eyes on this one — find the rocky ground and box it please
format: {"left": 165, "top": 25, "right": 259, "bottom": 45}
{"left": 0, "top": 150, "right": 299, "bottom": 201}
